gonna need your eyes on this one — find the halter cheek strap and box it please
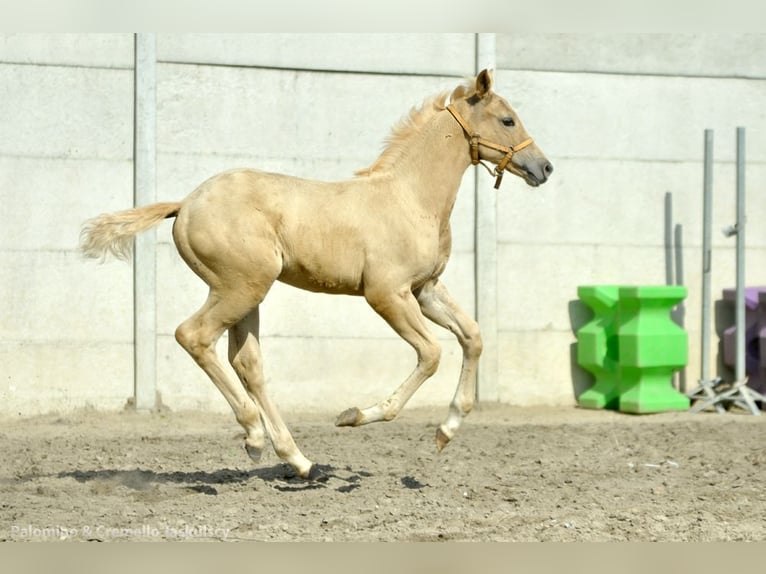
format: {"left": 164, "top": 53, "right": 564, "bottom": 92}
{"left": 446, "top": 104, "right": 533, "bottom": 189}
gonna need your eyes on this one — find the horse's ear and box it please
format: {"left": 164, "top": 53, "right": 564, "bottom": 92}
{"left": 476, "top": 69, "right": 493, "bottom": 98}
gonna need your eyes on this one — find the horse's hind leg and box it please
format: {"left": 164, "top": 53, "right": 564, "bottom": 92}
{"left": 174, "top": 292, "right": 267, "bottom": 466}
{"left": 227, "top": 325, "right": 266, "bottom": 462}
{"left": 228, "top": 308, "right": 318, "bottom": 480}
{"left": 416, "top": 280, "right": 482, "bottom": 451}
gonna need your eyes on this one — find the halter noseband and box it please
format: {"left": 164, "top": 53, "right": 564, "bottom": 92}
{"left": 446, "top": 104, "right": 533, "bottom": 190}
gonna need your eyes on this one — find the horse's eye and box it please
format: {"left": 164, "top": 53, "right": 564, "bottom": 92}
{"left": 501, "top": 117, "right": 515, "bottom": 127}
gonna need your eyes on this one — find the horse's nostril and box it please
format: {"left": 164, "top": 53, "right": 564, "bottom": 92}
{"left": 544, "top": 162, "right": 554, "bottom": 176}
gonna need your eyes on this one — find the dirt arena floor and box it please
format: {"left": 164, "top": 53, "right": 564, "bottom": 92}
{"left": 1, "top": 403, "right": 765, "bottom": 542}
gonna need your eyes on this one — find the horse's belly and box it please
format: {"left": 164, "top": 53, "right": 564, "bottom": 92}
{"left": 277, "top": 259, "right": 364, "bottom": 296}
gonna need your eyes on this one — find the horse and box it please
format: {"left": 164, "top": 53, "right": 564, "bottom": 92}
{"left": 80, "top": 69, "right": 552, "bottom": 480}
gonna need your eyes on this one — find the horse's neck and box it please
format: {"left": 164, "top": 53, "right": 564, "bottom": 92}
{"left": 393, "top": 111, "right": 472, "bottom": 221}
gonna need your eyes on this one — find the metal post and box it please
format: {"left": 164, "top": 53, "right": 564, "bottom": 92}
{"left": 133, "top": 33, "right": 157, "bottom": 411}
{"left": 735, "top": 127, "right": 746, "bottom": 385}
{"left": 700, "top": 129, "right": 714, "bottom": 386}
{"left": 474, "top": 32, "right": 498, "bottom": 403}
{"left": 664, "top": 192, "right": 674, "bottom": 286}
{"left": 674, "top": 222, "right": 686, "bottom": 393}
{"left": 734, "top": 127, "right": 759, "bottom": 413}
{"left": 688, "top": 129, "right": 725, "bottom": 412}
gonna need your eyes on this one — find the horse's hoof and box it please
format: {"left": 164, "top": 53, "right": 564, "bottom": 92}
{"left": 335, "top": 407, "right": 363, "bottom": 427}
{"left": 306, "top": 464, "right": 330, "bottom": 482}
{"left": 435, "top": 427, "right": 451, "bottom": 452}
{"left": 244, "top": 442, "right": 263, "bottom": 463}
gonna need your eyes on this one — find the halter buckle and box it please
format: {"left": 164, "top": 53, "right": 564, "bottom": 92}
{"left": 469, "top": 135, "right": 481, "bottom": 165}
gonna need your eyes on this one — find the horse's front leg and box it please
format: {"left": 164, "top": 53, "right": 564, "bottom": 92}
{"left": 335, "top": 285, "right": 441, "bottom": 427}
{"left": 416, "top": 280, "right": 482, "bottom": 450}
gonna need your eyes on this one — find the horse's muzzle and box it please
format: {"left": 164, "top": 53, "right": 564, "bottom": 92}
{"left": 521, "top": 158, "right": 554, "bottom": 187}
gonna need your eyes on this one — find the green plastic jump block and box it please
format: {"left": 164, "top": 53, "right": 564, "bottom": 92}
{"left": 576, "top": 285, "right": 690, "bottom": 414}
{"left": 576, "top": 286, "right": 621, "bottom": 410}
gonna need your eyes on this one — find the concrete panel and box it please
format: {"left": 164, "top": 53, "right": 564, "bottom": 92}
{"left": 496, "top": 158, "right": 766, "bottom": 249}
{"left": 0, "top": 157, "right": 132, "bottom": 252}
{"left": 158, "top": 34, "right": 475, "bottom": 77}
{"left": 0, "top": 341, "right": 133, "bottom": 416}
{"left": 0, "top": 250, "right": 133, "bottom": 343}
{"left": 0, "top": 64, "right": 133, "bottom": 160}
{"left": 493, "top": 71, "right": 766, "bottom": 163}
{"left": 156, "top": 65, "right": 469, "bottom": 169}
{"left": 497, "top": 34, "right": 766, "bottom": 79}
{"left": 0, "top": 33, "right": 133, "bottom": 68}
{"left": 496, "top": 243, "right": 670, "bottom": 333}
{"left": 497, "top": 331, "right": 577, "bottom": 406}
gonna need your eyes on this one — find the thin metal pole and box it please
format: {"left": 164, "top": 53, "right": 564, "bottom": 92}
{"left": 674, "top": 222, "right": 686, "bottom": 393}
{"left": 732, "top": 126, "right": 760, "bottom": 415}
{"left": 735, "top": 127, "right": 747, "bottom": 385}
{"left": 133, "top": 33, "right": 157, "bottom": 411}
{"left": 474, "top": 33, "right": 498, "bottom": 403}
{"left": 664, "top": 192, "right": 674, "bottom": 286}
{"left": 700, "top": 129, "right": 713, "bottom": 385}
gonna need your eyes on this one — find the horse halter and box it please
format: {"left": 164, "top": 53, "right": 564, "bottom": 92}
{"left": 446, "top": 104, "right": 533, "bottom": 189}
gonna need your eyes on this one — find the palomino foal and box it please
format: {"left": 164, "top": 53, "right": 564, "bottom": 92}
{"left": 81, "top": 70, "right": 552, "bottom": 479}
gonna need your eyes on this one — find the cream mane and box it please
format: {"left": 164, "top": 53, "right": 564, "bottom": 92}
{"left": 355, "top": 79, "right": 475, "bottom": 177}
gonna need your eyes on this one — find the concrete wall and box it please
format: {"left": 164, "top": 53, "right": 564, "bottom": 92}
{"left": 1, "top": 34, "right": 135, "bottom": 414}
{"left": 1, "top": 33, "right": 764, "bottom": 416}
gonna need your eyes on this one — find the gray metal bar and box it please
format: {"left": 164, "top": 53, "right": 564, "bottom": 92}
{"left": 674, "top": 223, "right": 686, "bottom": 393}
{"left": 133, "top": 33, "right": 158, "bottom": 411}
{"left": 664, "top": 192, "right": 674, "bottom": 286}
{"left": 735, "top": 127, "right": 746, "bottom": 385}
{"left": 700, "top": 129, "right": 714, "bottom": 385}
{"left": 734, "top": 127, "right": 759, "bottom": 414}
{"left": 688, "top": 129, "right": 725, "bottom": 413}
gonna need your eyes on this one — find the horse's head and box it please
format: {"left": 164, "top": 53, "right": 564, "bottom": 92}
{"left": 448, "top": 69, "right": 552, "bottom": 188}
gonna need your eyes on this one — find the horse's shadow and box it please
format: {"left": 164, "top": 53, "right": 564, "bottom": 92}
{"left": 56, "top": 463, "right": 371, "bottom": 494}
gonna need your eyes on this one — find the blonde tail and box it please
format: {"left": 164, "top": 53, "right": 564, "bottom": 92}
{"left": 80, "top": 202, "right": 181, "bottom": 261}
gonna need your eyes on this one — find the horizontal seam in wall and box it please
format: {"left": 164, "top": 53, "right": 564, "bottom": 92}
{"left": 151, "top": 151, "right": 766, "bottom": 167}
{"left": 0, "top": 153, "right": 131, "bottom": 162}
{"left": 527, "top": 156, "right": 766, "bottom": 166}
{"left": 0, "top": 340, "right": 132, "bottom": 346}
{"left": 0, "top": 61, "right": 132, "bottom": 71}
{"left": 158, "top": 60, "right": 465, "bottom": 79}
{"left": 502, "top": 67, "right": 766, "bottom": 82}
{"left": 495, "top": 242, "right": 762, "bottom": 250}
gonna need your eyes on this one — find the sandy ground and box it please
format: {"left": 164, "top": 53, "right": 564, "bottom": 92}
{"left": 1, "top": 403, "right": 765, "bottom": 542}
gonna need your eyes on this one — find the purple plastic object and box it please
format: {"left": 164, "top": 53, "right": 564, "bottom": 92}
{"left": 721, "top": 286, "right": 766, "bottom": 395}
